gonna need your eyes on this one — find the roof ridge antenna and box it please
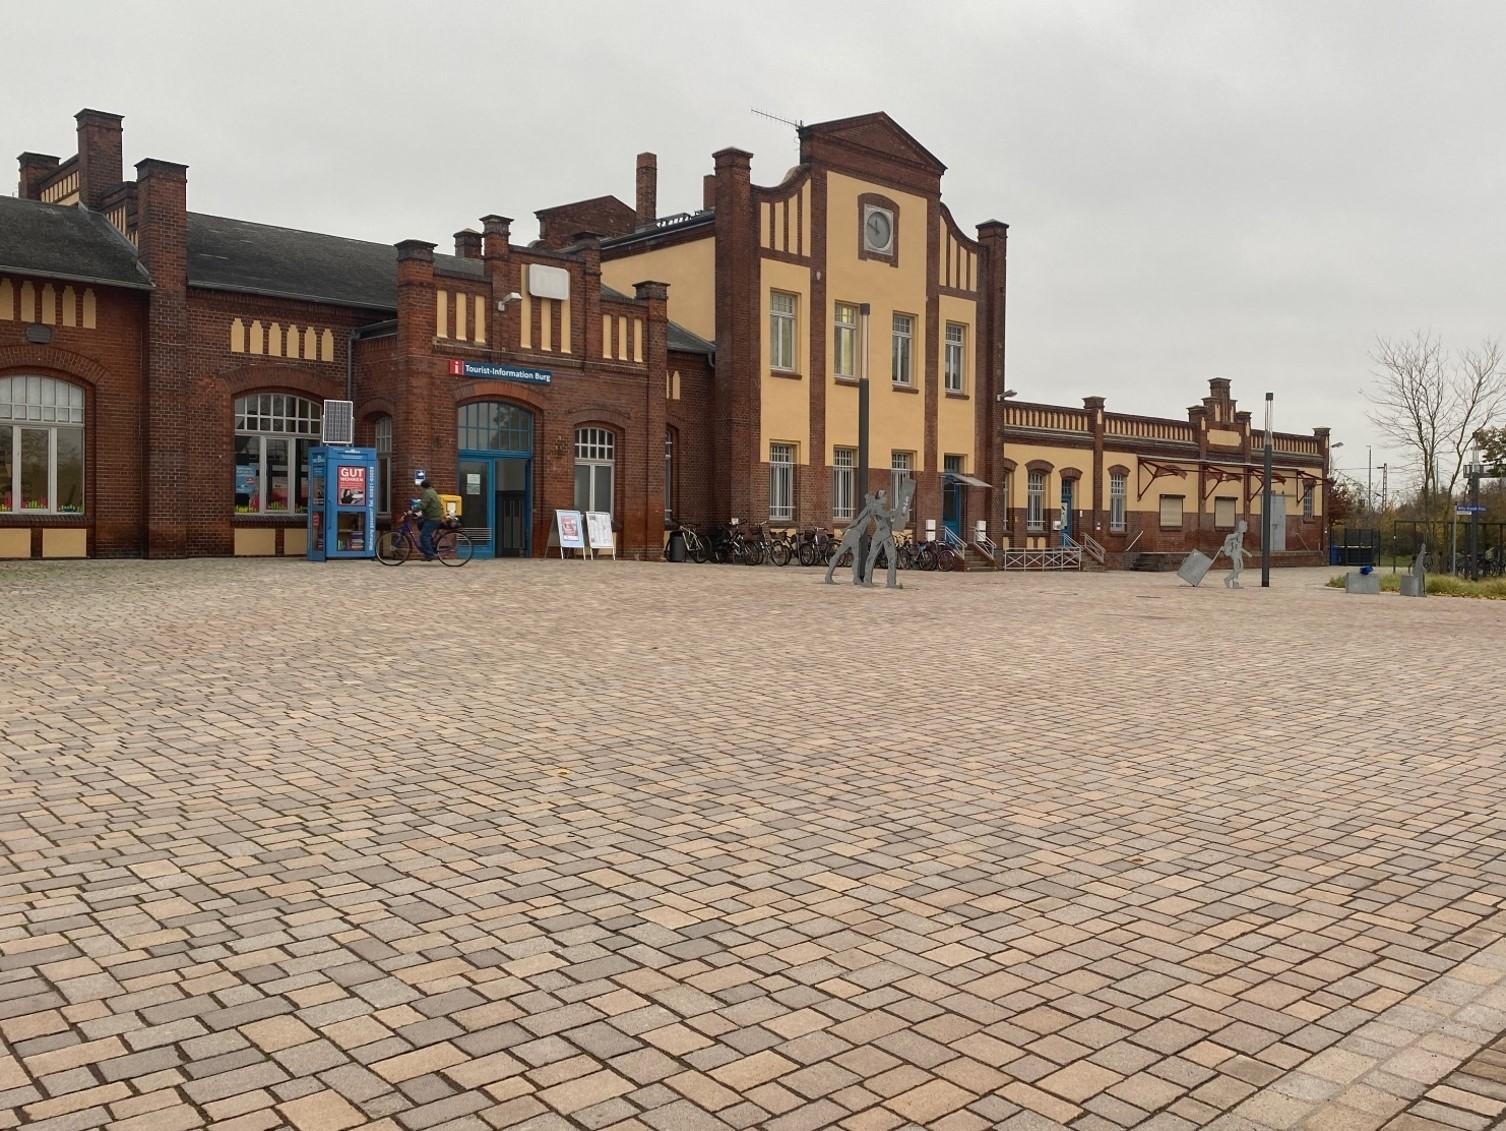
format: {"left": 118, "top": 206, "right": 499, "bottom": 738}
{"left": 750, "top": 107, "right": 803, "bottom": 152}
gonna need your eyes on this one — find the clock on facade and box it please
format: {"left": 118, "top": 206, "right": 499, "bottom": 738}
{"left": 863, "top": 205, "right": 895, "bottom": 255}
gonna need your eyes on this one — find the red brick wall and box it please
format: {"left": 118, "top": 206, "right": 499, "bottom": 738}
{"left": 0, "top": 285, "right": 149, "bottom": 557}
{"left": 183, "top": 289, "right": 375, "bottom": 556}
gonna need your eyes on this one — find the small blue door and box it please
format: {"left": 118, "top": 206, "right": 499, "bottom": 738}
{"left": 943, "top": 457, "right": 964, "bottom": 540}
{"left": 1060, "top": 479, "right": 1074, "bottom": 544}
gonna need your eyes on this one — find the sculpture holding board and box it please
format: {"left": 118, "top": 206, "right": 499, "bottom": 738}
{"left": 1176, "top": 520, "right": 1250, "bottom": 589}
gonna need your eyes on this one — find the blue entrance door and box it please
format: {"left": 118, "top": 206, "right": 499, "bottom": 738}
{"left": 943, "top": 457, "right": 964, "bottom": 540}
{"left": 458, "top": 402, "right": 534, "bottom": 558}
{"left": 1060, "top": 479, "right": 1074, "bottom": 544}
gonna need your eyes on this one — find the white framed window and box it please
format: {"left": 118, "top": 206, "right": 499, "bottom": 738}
{"left": 1000, "top": 470, "right": 1012, "bottom": 530}
{"left": 944, "top": 323, "right": 966, "bottom": 394}
{"left": 1215, "top": 496, "right": 1237, "bottom": 529}
{"left": 1027, "top": 469, "right": 1045, "bottom": 531}
{"left": 1302, "top": 483, "right": 1314, "bottom": 518}
{"left": 664, "top": 428, "right": 674, "bottom": 521}
{"left": 891, "top": 450, "right": 914, "bottom": 505}
{"left": 891, "top": 314, "right": 914, "bottom": 386}
{"left": 833, "top": 447, "right": 855, "bottom": 520}
{"left": 575, "top": 426, "right": 615, "bottom": 514}
{"left": 833, "top": 302, "right": 858, "bottom": 380}
{"left": 374, "top": 415, "right": 392, "bottom": 518}
{"left": 1160, "top": 494, "right": 1184, "bottom": 528}
{"left": 770, "top": 291, "right": 797, "bottom": 372}
{"left": 234, "top": 393, "right": 321, "bottom": 513}
{"left": 0, "top": 376, "right": 85, "bottom": 515}
{"left": 769, "top": 443, "right": 795, "bottom": 521}
{"left": 1109, "top": 472, "right": 1127, "bottom": 532}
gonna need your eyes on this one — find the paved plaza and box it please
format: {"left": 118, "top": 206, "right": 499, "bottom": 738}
{"left": 3, "top": 558, "right": 1506, "bottom": 1131}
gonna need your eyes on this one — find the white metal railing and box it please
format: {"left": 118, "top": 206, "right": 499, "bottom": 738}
{"left": 974, "top": 532, "right": 997, "bottom": 561}
{"left": 941, "top": 526, "right": 967, "bottom": 552}
{"left": 1081, "top": 533, "right": 1106, "bottom": 564}
{"left": 999, "top": 546, "right": 1082, "bottom": 571}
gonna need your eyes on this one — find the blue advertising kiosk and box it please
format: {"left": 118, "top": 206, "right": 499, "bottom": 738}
{"left": 306, "top": 446, "right": 378, "bottom": 561}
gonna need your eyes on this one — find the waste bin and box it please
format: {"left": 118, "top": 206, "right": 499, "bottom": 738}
{"left": 665, "top": 529, "right": 687, "bottom": 562}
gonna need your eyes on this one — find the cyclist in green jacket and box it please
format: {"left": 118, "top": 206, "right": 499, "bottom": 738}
{"left": 415, "top": 475, "right": 444, "bottom": 561}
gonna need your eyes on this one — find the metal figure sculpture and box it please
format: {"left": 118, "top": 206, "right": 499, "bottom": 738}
{"left": 824, "top": 493, "right": 878, "bottom": 585}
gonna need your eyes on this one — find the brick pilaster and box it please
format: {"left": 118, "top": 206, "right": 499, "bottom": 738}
{"left": 636, "top": 281, "right": 670, "bottom": 555}
{"left": 395, "top": 240, "right": 441, "bottom": 496}
{"left": 481, "top": 215, "right": 514, "bottom": 352}
{"left": 135, "top": 158, "right": 189, "bottom": 558}
{"left": 713, "top": 147, "right": 755, "bottom": 525}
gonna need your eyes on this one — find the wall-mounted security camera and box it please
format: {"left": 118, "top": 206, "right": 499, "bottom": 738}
{"left": 496, "top": 292, "right": 523, "bottom": 311}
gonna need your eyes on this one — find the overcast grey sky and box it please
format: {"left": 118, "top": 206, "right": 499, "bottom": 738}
{"left": 8, "top": 0, "right": 1504, "bottom": 492}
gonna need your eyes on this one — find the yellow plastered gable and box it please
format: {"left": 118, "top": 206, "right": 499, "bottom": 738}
{"left": 602, "top": 237, "right": 716, "bottom": 341}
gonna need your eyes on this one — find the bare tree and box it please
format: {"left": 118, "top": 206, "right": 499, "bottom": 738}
{"left": 1368, "top": 332, "right": 1505, "bottom": 533}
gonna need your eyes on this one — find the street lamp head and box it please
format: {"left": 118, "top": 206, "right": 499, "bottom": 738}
{"left": 995, "top": 389, "right": 1018, "bottom": 402}
{"left": 1331, "top": 442, "right": 1344, "bottom": 449}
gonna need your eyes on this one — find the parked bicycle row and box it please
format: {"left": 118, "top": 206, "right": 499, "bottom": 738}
{"left": 664, "top": 524, "right": 966, "bottom": 570}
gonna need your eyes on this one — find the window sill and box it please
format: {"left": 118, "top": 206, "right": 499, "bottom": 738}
{"left": 891, "top": 383, "right": 919, "bottom": 395}
{"left": 770, "top": 370, "right": 803, "bottom": 381}
{"left": 833, "top": 375, "right": 862, "bottom": 387}
{"left": 0, "top": 512, "right": 88, "bottom": 523}
{"left": 232, "top": 513, "right": 309, "bottom": 525}
{"left": 945, "top": 390, "right": 969, "bottom": 400}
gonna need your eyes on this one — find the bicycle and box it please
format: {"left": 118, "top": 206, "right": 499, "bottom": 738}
{"left": 376, "top": 510, "right": 474, "bottom": 566}
{"left": 768, "top": 528, "right": 795, "bottom": 567}
{"left": 665, "top": 524, "right": 710, "bottom": 564}
{"left": 796, "top": 527, "right": 831, "bottom": 567}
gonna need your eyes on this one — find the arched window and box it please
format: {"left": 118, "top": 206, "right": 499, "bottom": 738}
{"left": 233, "top": 393, "right": 321, "bottom": 513}
{"left": 374, "top": 415, "right": 393, "bottom": 518}
{"left": 1026, "top": 469, "right": 1046, "bottom": 531}
{"left": 1, "top": 376, "right": 85, "bottom": 514}
{"left": 574, "top": 427, "right": 615, "bottom": 514}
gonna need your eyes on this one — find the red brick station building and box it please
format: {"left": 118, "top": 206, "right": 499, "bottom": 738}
{"left": 1, "top": 109, "right": 1331, "bottom": 561}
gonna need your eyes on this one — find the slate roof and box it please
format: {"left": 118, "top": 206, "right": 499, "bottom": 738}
{"left": 0, "top": 196, "right": 153, "bottom": 290}
{"left": 187, "top": 213, "right": 479, "bottom": 310}
{"left": 0, "top": 200, "right": 714, "bottom": 356}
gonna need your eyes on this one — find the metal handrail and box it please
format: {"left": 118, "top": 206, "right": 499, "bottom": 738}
{"left": 974, "top": 532, "right": 997, "bottom": 560}
{"left": 1080, "top": 533, "right": 1106, "bottom": 564}
{"left": 941, "top": 526, "right": 967, "bottom": 552}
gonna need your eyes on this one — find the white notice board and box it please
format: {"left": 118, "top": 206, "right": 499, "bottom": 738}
{"left": 586, "top": 512, "right": 615, "bottom": 559}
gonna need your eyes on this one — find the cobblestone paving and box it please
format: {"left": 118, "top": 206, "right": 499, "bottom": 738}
{"left": 2, "top": 559, "right": 1505, "bottom": 1131}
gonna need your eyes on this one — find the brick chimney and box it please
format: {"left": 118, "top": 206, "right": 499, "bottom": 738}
{"left": 18, "top": 153, "right": 60, "bottom": 200}
{"left": 454, "top": 229, "right": 482, "bottom": 259}
{"left": 703, "top": 173, "right": 717, "bottom": 212}
{"left": 636, "top": 152, "right": 657, "bottom": 228}
{"left": 76, "top": 109, "right": 124, "bottom": 210}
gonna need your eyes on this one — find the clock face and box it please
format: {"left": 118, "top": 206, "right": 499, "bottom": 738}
{"left": 864, "top": 208, "right": 894, "bottom": 253}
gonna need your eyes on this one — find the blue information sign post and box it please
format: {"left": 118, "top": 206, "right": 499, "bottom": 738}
{"left": 306, "top": 445, "right": 378, "bottom": 561}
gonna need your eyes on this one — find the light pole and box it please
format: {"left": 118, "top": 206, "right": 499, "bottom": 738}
{"left": 994, "top": 388, "right": 1017, "bottom": 569}
{"left": 1367, "top": 445, "right": 1373, "bottom": 514}
{"left": 1330, "top": 442, "right": 1344, "bottom": 561}
{"left": 1261, "top": 392, "right": 1273, "bottom": 588}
